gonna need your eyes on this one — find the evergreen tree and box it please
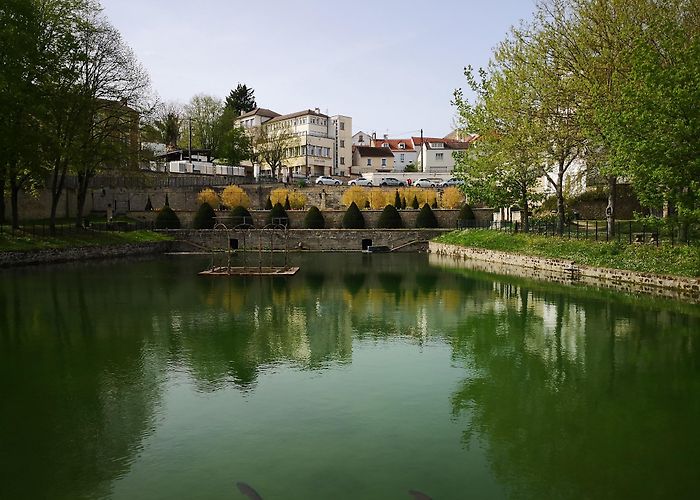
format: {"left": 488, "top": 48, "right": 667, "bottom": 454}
{"left": 416, "top": 204, "right": 439, "bottom": 228}
{"left": 231, "top": 205, "right": 253, "bottom": 227}
{"left": 193, "top": 202, "right": 216, "bottom": 229}
{"left": 342, "top": 202, "right": 365, "bottom": 229}
{"left": 377, "top": 204, "right": 404, "bottom": 228}
{"left": 394, "top": 190, "right": 401, "bottom": 209}
{"left": 225, "top": 83, "right": 256, "bottom": 116}
{"left": 265, "top": 196, "right": 273, "bottom": 210}
{"left": 412, "top": 196, "right": 419, "bottom": 209}
{"left": 303, "top": 206, "right": 325, "bottom": 229}
{"left": 267, "top": 202, "right": 289, "bottom": 227}
{"left": 155, "top": 206, "right": 180, "bottom": 229}
{"left": 284, "top": 195, "right": 291, "bottom": 210}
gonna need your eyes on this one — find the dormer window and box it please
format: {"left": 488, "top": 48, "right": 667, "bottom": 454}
{"left": 382, "top": 143, "right": 389, "bottom": 148}
{"left": 430, "top": 142, "right": 444, "bottom": 148}
{"left": 398, "top": 143, "right": 406, "bottom": 149}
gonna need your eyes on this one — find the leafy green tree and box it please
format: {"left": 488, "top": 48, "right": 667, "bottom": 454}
{"left": 193, "top": 202, "right": 216, "bottom": 229}
{"left": 155, "top": 206, "right": 180, "bottom": 229}
{"left": 213, "top": 108, "right": 250, "bottom": 165}
{"left": 224, "top": 83, "right": 256, "bottom": 117}
{"left": 377, "top": 204, "right": 404, "bottom": 228}
{"left": 342, "top": 202, "right": 365, "bottom": 229}
{"left": 184, "top": 94, "right": 223, "bottom": 151}
{"left": 416, "top": 204, "right": 439, "bottom": 228}
{"left": 303, "top": 206, "right": 325, "bottom": 229}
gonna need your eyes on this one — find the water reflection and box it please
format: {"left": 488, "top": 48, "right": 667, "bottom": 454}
{"left": 0, "top": 254, "right": 698, "bottom": 499}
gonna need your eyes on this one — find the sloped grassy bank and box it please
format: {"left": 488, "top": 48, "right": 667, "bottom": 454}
{"left": 434, "top": 230, "right": 700, "bottom": 278}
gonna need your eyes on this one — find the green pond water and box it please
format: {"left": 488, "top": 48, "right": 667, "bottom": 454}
{"left": 1, "top": 253, "right": 699, "bottom": 500}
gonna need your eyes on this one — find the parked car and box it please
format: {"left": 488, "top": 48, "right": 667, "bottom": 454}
{"left": 379, "top": 177, "right": 405, "bottom": 187}
{"left": 414, "top": 178, "right": 437, "bottom": 188}
{"left": 440, "top": 177, "right": 463, "bottom": 187}
{"left": 316, "top": 176, "right": 341, "bottom": 186}
{"left": 348, "top": 177, "right": 373, "bottom": 186}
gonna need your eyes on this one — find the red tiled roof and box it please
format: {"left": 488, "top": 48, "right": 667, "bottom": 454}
{"left": 374, "top": 138, "right": 416, "bottom": 152}
{"left": 237, "top": 107, "right": 281, "bottom": 119}
{"left": 411, "top": 136, "right": 473, "bottom": 150}
{"left": 354, "top": 146, "right": 395, "bottom": 158}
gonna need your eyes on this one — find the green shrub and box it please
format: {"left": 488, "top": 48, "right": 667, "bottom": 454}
{"left": 265, "top": 197, "right": 273, "bottom": 210}
{"left": 231, "top": 205, "right": 253, "bottom": 227}
{"left": 267, "top": 202, "right": 289, "bottom": 227}
{"left": 394, "top": 191, "right": 401, "bottom": 209}
{"left": 303, "top": 206, "right": 325, "bottom": 229}
{"left": 459, "top": 204, "right": 475, "bottom": 221}
{"left": 411, "top": 195, "right": 419, "bottom": 209}
{"left": 342, "top": 202, "right": 365, "bottom": 229}
{"left": 284, "top": 195, "right": 291, "bottom": 210}
{"left": 155, "top": 206, "right": 180, "bottom": 229}
{"left": 416, "top": 203, "right": 438, "bottom": 228}
{"left": 193, "top": 202, "right": 216, "bottom": 229}
{"left": 378, "top": 204, "right": 404, "bottom": 228}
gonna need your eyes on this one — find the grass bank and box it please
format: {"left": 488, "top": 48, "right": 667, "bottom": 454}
{"left": 0, "top": 229, "right": 172, "bottom": 252}
{"left": 435, "top": 230, "right": 700, "bottom": 278}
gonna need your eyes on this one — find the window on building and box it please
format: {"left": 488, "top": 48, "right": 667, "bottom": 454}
{"left": 340, "top": 140, "right": 345, "bottom": 147}
{"left": 399, "top": 143, "right": 406, "bottom": 149}
{"left": 400, "top": 153, "right": 405, "bottom": 162}
{"left": 367, "top": 158, "right": 372, "bottom": 166}
{"left": 340, "top": 122, "right": 345, "bottom": 130}
{"left": 340, "top": 157, "right": 345, "bottom": 165}
{"left": 382, "top": 143, "right": 389, "bottom": 148}
{"left": 381, "top": 158, "right": 387, "bottom": 167}
{"left": 430, "top": 142, "right": 444, "bottom": 148}
{"left": 436, "top": 153, "right": 444, "bottom": 160}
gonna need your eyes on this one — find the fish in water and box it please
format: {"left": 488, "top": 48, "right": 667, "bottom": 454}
{"left": 237, "top": 482, "right": 263, "bottom": 500}
{"left": 408, "top": 490, "right": 433, "bottom": 500}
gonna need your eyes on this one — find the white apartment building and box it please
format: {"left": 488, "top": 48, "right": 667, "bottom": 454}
{"left": 235, "top": 107, "right": 351, "bottom": 179}
{"left": 372, "top": 136, "right": 418, "bottom": 172}
{"left": 352, "top": 131, "right": 372, "bottom": 147}
{"left": 413, "top": 136, "right": 472, "bottom": 174}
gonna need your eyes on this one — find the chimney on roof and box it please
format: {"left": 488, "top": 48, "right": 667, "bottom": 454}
{"left": 383, "top": 134, "right": 388, "bottom": 140}
{"left": 314, "top": 107, "right": 320, "bottom": 113}
{"left": 372, "top": 132, "right": 376, "bottom": 140}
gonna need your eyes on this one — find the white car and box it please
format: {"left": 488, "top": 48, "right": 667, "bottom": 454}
{"left": 315, "top": 176, "right": 341, "bottom": 186}
{"left": 379, "top": 177, "right": 405, "bottom": 187}
{"left": 348, "top": 177, "right": 372, "bottom": 186}
{"left": 440, "top": 177, "right": 464, "bottom": 187}
{"left": 413, "top": 178, "right": 437, "bottom": 188}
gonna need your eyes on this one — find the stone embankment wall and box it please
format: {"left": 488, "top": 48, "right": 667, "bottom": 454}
{"left": 174, "top": 229, "right": 450, "bottom": 252}
{"left": 429, "top": 242, "right": 700, "bottom": 303}
{"left": 131, "top": 208, "right": 494, "bottom": 230}
{"left": 0, "top": 242, "right": 171, "bottom": 267}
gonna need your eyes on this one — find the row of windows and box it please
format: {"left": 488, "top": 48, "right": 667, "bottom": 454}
{"left": 366, "top": 158, "right": 388, "bottom": 167}
{"left": 284, "top": 145, "right": 331, "bottom": 158}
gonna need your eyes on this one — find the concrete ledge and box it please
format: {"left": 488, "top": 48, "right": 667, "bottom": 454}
{"left": 429, "top": 241, "right": 700, "bottom": 303}
{"left": 0, "top": 242, "right": 171, "bottom": 268}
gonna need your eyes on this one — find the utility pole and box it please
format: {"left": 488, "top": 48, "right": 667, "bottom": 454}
{"left": 188, "top": 117, "right": 192, "bottom": 166}
{"left": 420, "top": 129, "right": 426, "bottom": 173}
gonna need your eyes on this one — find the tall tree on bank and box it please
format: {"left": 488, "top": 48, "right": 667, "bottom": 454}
{"left": 153, "top": 102, "right": 182, "bottom": 149}
{"left": 454, "top": 66, "right": 544, "bottom": 232}
{"left": 184, "top": 94, "right": 223, "bottom": 151}
{"left": 72, "top": 15, "right": 152, "bottom": 227}
{"left": 252, "top": 124, "right": 294, "bottom": 179}
{"left": 224, "top": 83, "right": 256, "bottom": 117}
{"left": 214, "top": 108, "right": 251, "bottom": 165}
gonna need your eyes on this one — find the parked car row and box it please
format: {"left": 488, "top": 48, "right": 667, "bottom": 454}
{"left": 303, "top": 175, "right": 464, "bottom": 188}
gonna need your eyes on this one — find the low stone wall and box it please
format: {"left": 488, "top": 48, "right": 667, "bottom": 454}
{"left": 429, "top": 241, "right": 700, "bottom": 303}
{"left": 131, "top": 208, "right": 494, "bottom": 230}
{"left": 0, "top": 242, "right": 171, "bottom": 268}
{"left": 173, "top": 229, "right": 451, "bottom": 252}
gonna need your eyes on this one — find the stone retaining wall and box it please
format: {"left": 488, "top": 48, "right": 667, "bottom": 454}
{"left": 173, "top": 229, "right": 450, "bottom": 252}
{"left": 429, "top": 242, "right": 700, "bottom": 303}
{"left": 0, "top": 242, "right": 171, "bottom": 267}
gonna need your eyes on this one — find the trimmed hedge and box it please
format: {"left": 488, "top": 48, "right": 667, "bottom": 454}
{"left": 342, "top": 202, "right": 365, "bottom": 229}
{"left": 394, "top": 191, "right": 402, "bottom": 209}
{"left": 459, "top": 204, "right": 475, "bottom": 221}
{"left": 155, "top": 206, "right": 180, "bottom": 229}
{"left": 416, "top": 203, "right": 439, "bottom": 228}
{"left": 377, "top": 204, "right": 404, "bottom": 228}
{"left": 268, "top": 202, "right": 289, "bottom": 227}
{"left": 265, "top": 197, "right": 273, "bottom": 210}
{"left": 193, "top": 202, "right": 216, "bottom": 229}
{"left": 411, "top": 195, "right": 419, "bottom": 209}
{"left": 231, "top": 205, "right": 254, "bottom": 227}
{"left": 303, "top": 206, "right": 325, "bottom": 229}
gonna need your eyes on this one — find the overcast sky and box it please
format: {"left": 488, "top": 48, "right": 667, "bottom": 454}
{"left": 100, "top": 0, "right": 535, "bottom": 138}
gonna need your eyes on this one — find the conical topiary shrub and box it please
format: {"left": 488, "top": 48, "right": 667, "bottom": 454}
{"left": 267, "top": 202, "right": 289, "bottom": 227}
{"left": 342, "top": 201, "right": 365, "bottom": 229}
{"left": 265, "top": 197, "right": 273, "bottom": 210}
{"left": 458, "top": 204, "right": 476, "bottom": 228}
{"left": 231, "top": 205, "right": 253, "bottom": 227}
{"left": 377, "top": 204, "right": 404, "bottom": 228}
{"left": 401, "top": 196, "right": 407, "bottom": 210}
{"left": 411, "top": 195, "right": 419, "bottom": 209}
{"left": 284, "top": 195, "right": 291, "bottom": 210}
{"left": 193, "top": 202, "right": 216, "bottom": 229}
{"left": 394, "top": 190, "right": 401, "bottom": 209}
{"left": 303, "top": 206, "right": 325, "bottom": 229}
{"left": 416, "top": 203, "right": 438, "bottom": 228}
{"left": 145, "top": 195, "right": 153, "bottom": 211}
{"left": 155, "top": 206, "right": 180, "bottom": 229}
{"left": 432, "top": 199, "right": 438, "bottom": 209}
{"left": 164, "top": 193, "right": 170, "bottom": 207}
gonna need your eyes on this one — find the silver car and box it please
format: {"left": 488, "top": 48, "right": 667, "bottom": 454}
{"left": 379, "top": 177, "right": 404, "bottom": 187}
{"left": 315, "top": 176, "right": 341, "bottom": 186}
{"left": 348, "top": 177, "right": 373, "bottom": 186}
{"left": 413, "top": 178, "right": 437, "bottom": 188}
{"left": 440, "top": 177, "right": 463, "bottom": 187}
